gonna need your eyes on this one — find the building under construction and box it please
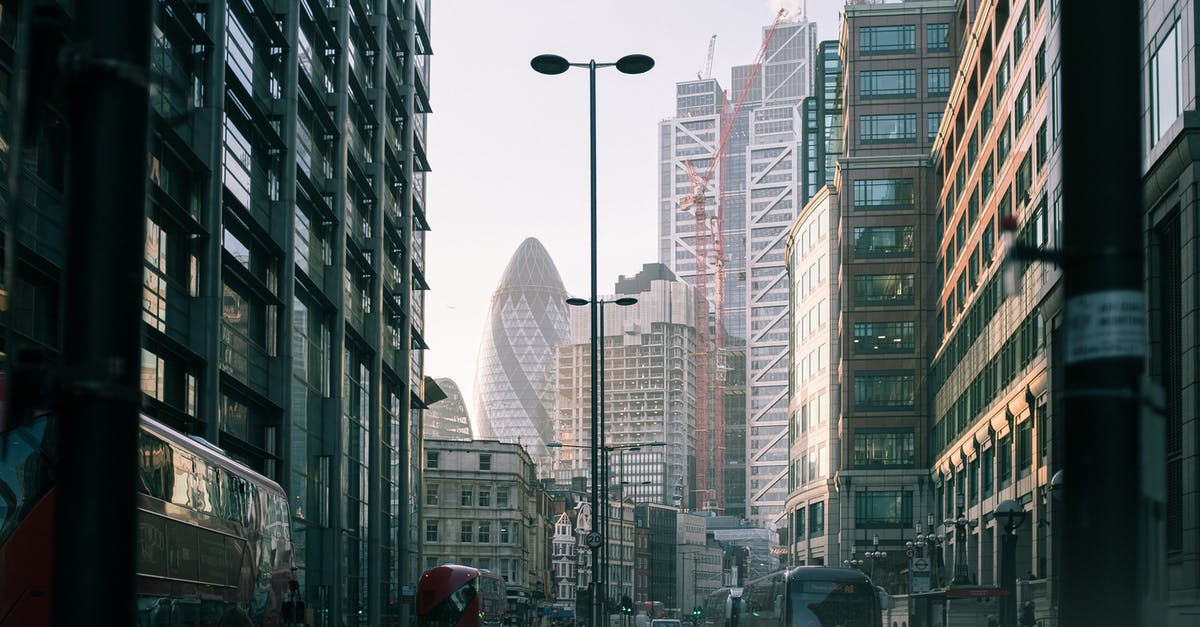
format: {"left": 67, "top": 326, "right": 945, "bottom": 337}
{"left": 657, "top": 10, "right": 818, "bottom": 524}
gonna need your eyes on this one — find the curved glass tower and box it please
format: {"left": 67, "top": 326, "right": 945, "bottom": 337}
{"left": 473, "top": 237, "right": 569, "bottom": 471}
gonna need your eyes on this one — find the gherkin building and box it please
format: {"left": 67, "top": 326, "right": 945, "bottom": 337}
{"left": 473, "top": 237, "right": 570, "bottom": 472}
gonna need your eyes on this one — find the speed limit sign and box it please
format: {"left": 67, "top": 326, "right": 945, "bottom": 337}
{"left": 587, "top": 531, "right": 603, "bottom": 548}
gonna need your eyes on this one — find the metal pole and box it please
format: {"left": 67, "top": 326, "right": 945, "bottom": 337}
{"left": 55, "top": 2, "right": 151, "bottom": 626}
{"left": 1060, "top": 2, "right": 1146, "bottom": 627}
{"left": 999, "top": 525, "right": 1017, "bottom": 627}
{"left": 599, "top": 300, "right": 608, "bottom": 621}
{"left": 588, "top": 58, "right": 601, "bottom": 627}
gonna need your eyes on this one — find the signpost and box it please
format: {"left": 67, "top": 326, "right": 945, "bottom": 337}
{"left": 911, "top": 557, "right": 932, "bottom": 594}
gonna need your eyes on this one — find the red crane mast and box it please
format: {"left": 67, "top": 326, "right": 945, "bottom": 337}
{"left": 681, "top": 9, "right": 786, "bottom": 511}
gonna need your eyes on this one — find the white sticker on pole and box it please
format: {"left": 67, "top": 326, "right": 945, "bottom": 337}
{"left": 1066, "top": 290, "right": 1146, "bottom": 363}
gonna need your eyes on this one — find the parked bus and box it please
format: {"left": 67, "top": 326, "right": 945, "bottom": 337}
{"left": 417, "top": 564, "right": 508, "bottom": 627}
{"left": 0, "top": 411, "right": 295, "bottom": 626}
{"left": 740, "top": 567, "right": 884, "bottom": 627}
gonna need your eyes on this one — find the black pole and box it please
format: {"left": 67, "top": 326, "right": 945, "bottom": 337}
{"left": 599, "top": 300, "right": 608, "bottom": 619}
{"left": 1059, "top": 2, "right": 1143, "bottom": 627}
{"left": 588, "top": 58, "right": 601, "bottom": 627}
{"left": 999, "top": 527, "right": 1016, "bottom": 627}
{"left": 54, "top": 2, "right": 151, "bottom": 626}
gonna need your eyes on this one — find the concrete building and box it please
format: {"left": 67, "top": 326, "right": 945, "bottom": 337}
{"left": 552, "top": 264, "right": 696, "bottom": 508}
{"left": 421, "top": 439, "right": 552, "bottom": 623}
{"left": 0, "top": 2, "right": 433, "bottom": 625}
{"left": 425, "top": 377, "right": 473, "bottom": 441}
{"left": 927, "top": 0, "right": 1061, "bottom": 618}
{"left": 473, "top": 237, "right": 571, "bottom": 475}
{"left": 1141, "top": 0, "right": 1200, "bottom": 623}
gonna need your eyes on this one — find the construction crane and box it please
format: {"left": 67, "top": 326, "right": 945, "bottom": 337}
{"left": 701, "top": 34, "right": 717, "bottom": 80}
{"left": 681, "top": 8, "right": 786, "bottom": 512}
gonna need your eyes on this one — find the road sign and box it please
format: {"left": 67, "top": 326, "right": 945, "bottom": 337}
{"left": 587, "top": 531, "right": 603, "bottom": 548}
{"left": 906, "top": 548, "right": 916, "bottom": 558}
{"left": 911, "top": 557, "right": 931, "bottom": 593}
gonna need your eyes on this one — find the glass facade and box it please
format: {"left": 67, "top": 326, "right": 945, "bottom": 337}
{"left": 472, "top": 237, "right": 570, "bottom": 472}
{"left": 0, "top": 2, "right": 434, "bottom": 624}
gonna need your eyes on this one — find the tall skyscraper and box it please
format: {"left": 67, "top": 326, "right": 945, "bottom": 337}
{"left": 783, "top": 0, "right": 957, "bottom": 583}
{"left": 473, "top": 237, "right": 570, "bottom": 472}
{"left": 659, "top": 11, "right": 817, "bottom": 524}
{"left": 0, "top": 1, "right": 434, "bottom": 624}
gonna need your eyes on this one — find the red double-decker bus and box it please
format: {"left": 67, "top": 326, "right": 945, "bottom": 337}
{"left": 416, "top": 564, "right": 508, "bottom": 627}
{"left": 0, "top": 411, "right": 295, "bottom": 626}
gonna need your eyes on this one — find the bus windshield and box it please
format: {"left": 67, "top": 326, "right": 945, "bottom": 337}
{"left": 789, "top": 580, "right": 877, "bottom": 627}
{"left": 0, "top": 414, "right": 56, "bottom": 546}
{"left": 422, "top": 581, "right": 478, "bottom": 627}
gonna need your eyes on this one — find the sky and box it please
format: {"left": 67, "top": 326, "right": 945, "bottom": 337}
{"left": 424, "top": 0, "right": 842, "bottom": 409}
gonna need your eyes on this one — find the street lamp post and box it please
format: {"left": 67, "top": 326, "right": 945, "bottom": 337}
{"left": 533, "top": 50, "right": 652, "bottom": 627}
{"left": 865, "top": 534, "right": 888, "bottom": 584}
{"left": 566, "top": 295, "right": 641, "bottom": 616}
{"left": 996, "top": 500, "right": 1027, "bottom": 627}
{"left": 946, "top": 493, "right": 977, "bottom": 586}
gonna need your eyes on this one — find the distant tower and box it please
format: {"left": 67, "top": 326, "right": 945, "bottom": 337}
{"left": 425, "top": 378, "right": 473, "bottom": 441}
{"left": 473, "top": 237, "right": 570, "bottom": 472}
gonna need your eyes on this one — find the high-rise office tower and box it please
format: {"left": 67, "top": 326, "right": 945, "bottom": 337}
{"left": 783, "top": 0, "right": 957, "bottom": 583}
{"left": 0, "top": 2, "right": 434, "bottom": 625}
{"left": 659, "top": 11, "right": 817, "bottom": 523}
{"left": 552, "top": 263, "right": 696, "bottom": 508}
{"left": 473, "top": 237, "right": 570, "bottom": 473}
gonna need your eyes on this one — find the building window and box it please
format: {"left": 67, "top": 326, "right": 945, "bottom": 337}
{"left": 794, "top": 507, "right": 806, "bottom": 539}
{"left": 854, "top": 372, "right": 916, "bottom": 409}
{"left": 852, "top": 321, "right": 915, "bottom": 353}
{"left": 853, "top": 274, "right": 914, "bottom": 306}
{"left": 926, "top": 23, "right": 950, "bottom": 52}
{"left": 853, "top": 178, "right": 914, "bottom": 209}
{"left": 927, "top": 67, "right": 951, "bottom": 97}
{"left": 853, "top": 430, "right": 915, "bottom": 466}
{"left": 1150, "top": 22, "right": 1181, "bottom": 144}
{"left": 461, "top": 489, "right": 473, "bottom": 507}
{"left": 853, "top": 226, "right": 914, "bottom": 258}
{"left": 1017, "top": 419, "right": 1034, "bottom": 476}
{"left": 500, "top": 525, "right": 511, "bottom": 544}
{"left": 496, "top": 487, "right": 510, "bottom": 508}
{"left": 426, "top": 484, "right": 439, "bottom": 505}
{"left": 1013, "top": 6, "right": 1030, "bottom": 58}
{"left": 860, "top": 113, "right": 917, "bottom": 144}
{"left": 860, "top": 68, "right": 916, "bottom": 99}
{"left": 480, "top": 453, "right": 492, "bottom": 471}
{"left": 426, "top": 452, "right": 439, "bottom": 469}
{"left": 997, "top": 52, "right": 1010, "bottom": 98}
{"left": 860, "top": 25, "right": 916, "bottom": 54}
{"left": 998, "top": 436, "right": 1013, "bottom": 485}
{"left": 855, "top": 491, "right": 914, "bottom": 528}
{"left": 478, "top": 522, "right": 492, "bottom": 543}
{"left": 1015, "top": 77, "right": 1033, "bottom": 130}
{"left": 460, "top": 521, "right": 473, "bottom": 543}
{"left": 425, "top": 521, "right": 439, "bottom": 542}
{"left": 927, "top": 111, "right": 943, "bottom": 141}
{"left": 808, "top": 501, "right": 825, "bottom": 537}
{"left": 479, "top": 490, "right": 491, "bottom": 507}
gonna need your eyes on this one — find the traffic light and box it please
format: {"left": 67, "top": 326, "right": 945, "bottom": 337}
{"left": 620, "top": 595, "right": 634, "bottom": 615}
{"left": 692, "top": 606, "right": 703, "bottom": 618}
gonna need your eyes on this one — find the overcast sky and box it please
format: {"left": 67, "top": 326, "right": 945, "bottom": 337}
{"left": 424, "top": 0, "right": 843, "bottom": 410}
